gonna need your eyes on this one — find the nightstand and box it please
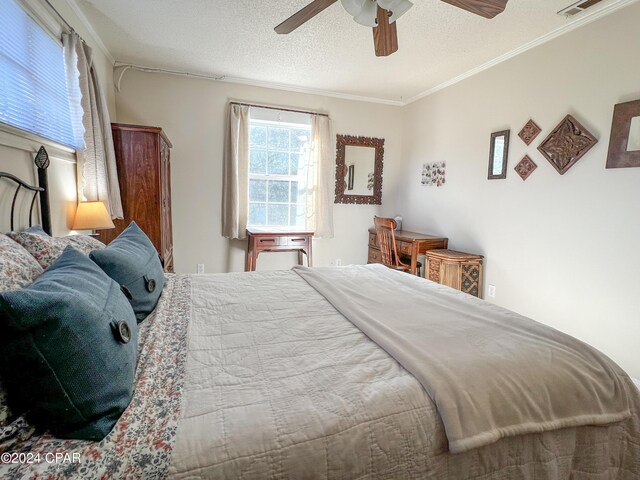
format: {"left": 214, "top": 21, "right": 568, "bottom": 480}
{"left": 425, "top": 249, "right": 484, "bottom": 298}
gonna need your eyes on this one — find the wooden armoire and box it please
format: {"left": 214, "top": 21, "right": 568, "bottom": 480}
{"left": 100, "top": 123, "right": 174, "bottom": 272}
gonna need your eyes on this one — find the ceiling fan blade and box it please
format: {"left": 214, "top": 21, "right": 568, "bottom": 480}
{"left": 440, "top": 0, "right": 508, "bottom": 19}
{"left": 275, "top": 0, "right": 338, "bottom": 34}
{"left": 373, "top": 6, "right": 398, "bottom": 57}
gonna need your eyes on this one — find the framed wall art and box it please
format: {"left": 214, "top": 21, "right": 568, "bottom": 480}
{"left": 518, "top": 119, "right": 541, "bottom": 146}
{"left": 606, "top": 99, "right": 640, "bottom": 169}
{"left": 514, "top": 155, "right": 537, "bottom": 181}
{"left": 537, "top": 114, "right": 597, "bottom": 175}
{"left": 421, "top": 162, "right": 446, "bottom": 187}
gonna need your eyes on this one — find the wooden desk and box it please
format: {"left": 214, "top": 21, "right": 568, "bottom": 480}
{"left": 245, "top": 228, "right": 313, "bottom": 272}
{"left": 367, "top": 227, "right": 448, "bottom": 276}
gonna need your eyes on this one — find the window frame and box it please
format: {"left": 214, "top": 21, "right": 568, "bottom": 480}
{"left": 247, "top": 117, "right": 311, "bottom": 230}
{"left": 0, "top": 0, "right": 77, "bottom": 149}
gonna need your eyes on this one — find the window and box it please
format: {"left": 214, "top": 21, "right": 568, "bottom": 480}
{"left": 223, "top": 103, "right": 332, "bottom": 239}
{"left": 0, "top": 0, "right": 76, "bottom": 147}
{"left": 247, "top": 118, "right": 311, "bottom": 228}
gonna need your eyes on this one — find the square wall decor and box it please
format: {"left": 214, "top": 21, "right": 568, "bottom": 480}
{"left": 518, "top": 119, "right": 541, "bottom": 146}
{"left": 421, "top": 162, "right": 446, "bottom": 187}
{"left": 537, "top": 114, "right": 597, "bottom": 175}
{"left": 514, "top": 155, "right": 537, "bottom": 180}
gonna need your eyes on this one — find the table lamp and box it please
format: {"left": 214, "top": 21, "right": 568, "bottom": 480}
{"left": 72, "top": 201, "right": 115, "bottom": 236}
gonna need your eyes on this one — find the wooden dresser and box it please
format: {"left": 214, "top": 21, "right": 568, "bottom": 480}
{"left": 100, "top": 123, "right": 174, "bottom": 272}
{"left": 367, "top": 227, "right": 448, "bottom": 275}
{"left": 424, "top": 249, "right": 484, "bottom": 298}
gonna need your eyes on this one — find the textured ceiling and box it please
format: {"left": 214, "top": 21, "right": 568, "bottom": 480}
{"left": 76, "top": 0, "right": 634, "bottom": 103}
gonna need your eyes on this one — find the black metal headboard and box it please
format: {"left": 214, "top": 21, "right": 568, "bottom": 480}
{"left": 0, "top": 146, "right": 52, "bottom": 235}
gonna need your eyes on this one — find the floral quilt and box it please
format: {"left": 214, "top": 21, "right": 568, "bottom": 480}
{"left": 0, "top": 275, "right": 191, "bottom": 479}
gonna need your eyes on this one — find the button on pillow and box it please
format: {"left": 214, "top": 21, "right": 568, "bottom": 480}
{"left": 0, "top": 247, "right": 137, "bottom": 441}
{"left": 90, "top": 222, "right": 164, "bottom": 322}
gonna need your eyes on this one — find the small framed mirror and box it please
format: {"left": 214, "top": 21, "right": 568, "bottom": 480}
{"left": 335, "top": 134, "right": 384, "bottom": 204}
{"left": 606, "top": 99, "right": 640, "bottom": 169}
{"left": 488, "top": 130, "right": 510, "bottom": 180}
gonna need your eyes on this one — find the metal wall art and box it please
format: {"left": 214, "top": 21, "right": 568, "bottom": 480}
{"left": 537, "top": 114, "right": 597, "bottom": 175}
{"left": 514, "top": 155, "right": 537, "bottom": 180}
{"left": 606, "top": 99, "right": 640, "bottom": 169}
{"left": 518, "top": 119, "right": 542, "bottom": 146}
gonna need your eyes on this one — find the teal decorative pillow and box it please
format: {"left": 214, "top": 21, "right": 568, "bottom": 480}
{"left": 0, "top": 247, "right": 137, "bottom": 441}
{"left": 90, "top": 222, "right": 164, "bottom": 322}
{"left": 23, "top": 224, "right": 48, "bottom": 236}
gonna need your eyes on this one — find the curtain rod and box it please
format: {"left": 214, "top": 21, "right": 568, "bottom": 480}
{"left": 230, "top": 102, "right": 329, "bottom": 118}
{"left": 42, "top": 0, "right": 86, "bottom": 43}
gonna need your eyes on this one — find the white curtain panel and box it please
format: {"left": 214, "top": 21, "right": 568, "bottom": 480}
{"left": 222, "top": 103, "right": 250, "bottom": 239}
{"left": 64, "top": 32, "right": 123, "bottom": 219}
{"left": 307, "top": 115, "right": 334, "bottom": 238}
{"left": 62, "top": 34, "right": 84, "bottom": 150}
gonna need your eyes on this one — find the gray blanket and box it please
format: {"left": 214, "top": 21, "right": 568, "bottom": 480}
{"left": 294, "top": 264, "right": 633, "bottom": 453}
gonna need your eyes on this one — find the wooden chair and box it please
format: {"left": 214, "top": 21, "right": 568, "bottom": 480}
{"left": 373, "top": 216, "right": 422, "bottom": 276}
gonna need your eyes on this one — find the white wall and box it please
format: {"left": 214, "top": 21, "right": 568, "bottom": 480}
{"left": 115, "top": 71, "right": 404, "bottom": 274}
{"left": 0, "top": 132, "right": 77, "bottom": 235}
{"left": 399, "top": 3, "right": 640, "bottom": 377}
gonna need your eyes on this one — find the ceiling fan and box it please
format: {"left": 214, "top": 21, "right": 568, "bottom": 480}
{"left": 275, "top": 0, "right": 509, "bottom": 57}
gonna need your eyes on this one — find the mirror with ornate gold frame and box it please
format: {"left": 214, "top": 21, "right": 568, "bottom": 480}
{"left": 334, "top": 134, "right": 384, "bottom": 204}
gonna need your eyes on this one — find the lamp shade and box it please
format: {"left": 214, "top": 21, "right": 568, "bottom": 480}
{"left": 72, "top": 201, "right": 115, "bottom": 230}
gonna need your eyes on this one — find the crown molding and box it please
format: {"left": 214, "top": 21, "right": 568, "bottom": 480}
{"left": 404, "top": 0, "right": 640, "bottom": 105}
{"left": 217, "top": 76, "right": 405, "bottom": 107}
{"left": 64, "top": 0, "right": 115, "bottom": 65}
{"left": 114, "top": 63, "right": 405, "bottom": 107}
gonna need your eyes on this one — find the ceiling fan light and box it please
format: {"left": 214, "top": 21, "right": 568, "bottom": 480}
{"left": 376, "top": 0, "right": 397, "bottom": 9}
{"left": 387, "top": 0, "right": 413, "bottom": 23}
{"left": 353, "top": 0, "right": 379, "bottom": 27}
{"left": 340, "top": 0, "right": 367, "bottom": 17}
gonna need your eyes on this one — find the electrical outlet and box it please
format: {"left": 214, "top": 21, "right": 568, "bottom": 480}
{"left": 197, "top": 264, "right": 205, "bottom": 274}
{"left": 488, "top": 285, "right": 496, "bottom": 298}
{"left": 335, "top": 259, "right": 342, "bottom": 266}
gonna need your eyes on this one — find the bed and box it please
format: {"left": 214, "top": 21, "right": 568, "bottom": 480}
{"left": 1, "top": 160, "right": 639, "bottom": 479}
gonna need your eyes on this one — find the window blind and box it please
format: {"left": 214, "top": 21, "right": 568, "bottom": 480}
{"left": 0, "top": 0, "right": 76, "bottom": 148}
